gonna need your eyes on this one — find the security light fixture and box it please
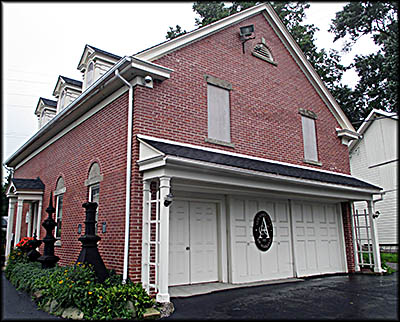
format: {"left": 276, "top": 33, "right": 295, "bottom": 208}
{"left": 164, "top": 193, "right": 173, "bottom": 207}
{"left": 240, "top": 25, "right": 255, "bottom": 38}
{"left": 239, "top": 24, "right": 256, "bottom": 54}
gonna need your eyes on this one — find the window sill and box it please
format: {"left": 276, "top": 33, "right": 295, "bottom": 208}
{"left": 205, "top": 137, "right": 235, "bottom": 148}
{"left": 303, "top": 159, "right": 322, "bottom": 167}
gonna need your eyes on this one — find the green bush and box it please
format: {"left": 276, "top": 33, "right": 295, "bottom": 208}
{"left": 5, "top": 248, "right": 155, "bottom": 319}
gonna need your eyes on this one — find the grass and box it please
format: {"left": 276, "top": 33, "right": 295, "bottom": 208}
{"left": 381, "top": 252, "right": 398, "bottom": 263}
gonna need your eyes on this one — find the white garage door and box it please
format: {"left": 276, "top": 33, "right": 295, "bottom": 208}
{"left": 291, "top": 202, "right": 346, "bottom": 277}
{"left": 230, "top": 198, "right": 294, "bottom": 283}
{"left": 169, "top": 201, "right": 219, "bottom": 286}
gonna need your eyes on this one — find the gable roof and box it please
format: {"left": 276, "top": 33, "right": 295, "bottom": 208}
{"left": 77, "top": 44, "right": 122, "bottom": 71}
{"left": 134, "top": 3, "right": 355, "bottom": 132}
{"left": 34, "top": 97, "right": 57, "bottom": 115}
{"left": 140, "top": 136, "right": 380, "bottom": 191}
{"left": 10, "top": 177, "right": 45, "bottom": 190}
{"left": 52, "top": 75, "right": 83, "bottom": 97}
{"left": 349, "top": 109, "right": 398, "bottom": 151}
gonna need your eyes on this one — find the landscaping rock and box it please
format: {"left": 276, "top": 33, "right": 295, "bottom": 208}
{"left": 61, "top": 307, "right": 84, "bottom": 320}
{"left": 125, "top": 300, "right": 137, "bottom": 318}
{"left": 158, "top": 302, "right": 175, "bottom": 318}
{"left": 49, "top": 299, "right": 60, "bottom": 314}
{"left": 42, "top": 299, "right": 51, "bottom": 313}
{"left": 32, "top": 290, "right": 44, "bottom": 301}
{"left": 143, "top": 307, "right": 161, "bottom": 319}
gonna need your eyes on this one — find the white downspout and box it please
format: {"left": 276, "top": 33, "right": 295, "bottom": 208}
{"left": 115, "top": 61, "right": 134, "bottom": 283}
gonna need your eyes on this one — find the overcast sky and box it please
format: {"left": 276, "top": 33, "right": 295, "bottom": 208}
{"left": 2, "top": 2, "right": 379, "bottom": 181}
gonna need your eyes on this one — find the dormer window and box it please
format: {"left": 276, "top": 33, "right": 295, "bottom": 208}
{"left": 78, "top": 45, "right": 121, "bottom": 91}
{"left": 86, "top": 62, "right": 94, "bottom": 87}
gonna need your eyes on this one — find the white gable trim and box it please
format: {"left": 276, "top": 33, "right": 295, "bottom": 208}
{"left": 134, "top": 3, "right": 354, "bottom": 132}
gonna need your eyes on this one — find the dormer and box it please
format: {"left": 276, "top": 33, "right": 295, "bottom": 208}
{"left": 53, "top": 76, "right": 83, "bottom": 113}
{"left": 77, "top": 44, "right": 121, "bottom": 91}
{"left": 34, "top": 97, "right": 57, "bottom": 129}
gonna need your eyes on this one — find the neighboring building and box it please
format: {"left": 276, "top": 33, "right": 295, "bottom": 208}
{"left": 5, "top": 3, "right": 383, "bottom": 303}
{"left": 349, "top": 109, "right": 398, "bottom": 251}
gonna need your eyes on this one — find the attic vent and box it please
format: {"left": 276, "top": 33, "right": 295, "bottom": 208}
{"left": 252, "top": 43, "right": 276, "bottom": 65}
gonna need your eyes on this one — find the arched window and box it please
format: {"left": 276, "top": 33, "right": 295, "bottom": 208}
{"left": 86, "top": 62, "right": 94, "bottom": 88}
{"left": 54, "top": 177, "right": 66, "bottom": 240}
{"left": 85, "top": 162, "right": 103, "bottom": 234}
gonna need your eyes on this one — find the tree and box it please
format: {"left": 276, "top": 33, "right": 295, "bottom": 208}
{"left": 329, "top": 2, "right": 398, "bottom": 127}
{"left": 165, "top": 25, "right": 187, "bottom": 40}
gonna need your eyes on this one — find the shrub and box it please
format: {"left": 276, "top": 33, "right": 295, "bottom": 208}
{"left": 5, "top": 249, "right": 155, "bottom": 320}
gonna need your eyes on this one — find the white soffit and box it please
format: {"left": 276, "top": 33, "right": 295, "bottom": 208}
{"left": 134, "top": 3, "right": 355, "bottom": 132}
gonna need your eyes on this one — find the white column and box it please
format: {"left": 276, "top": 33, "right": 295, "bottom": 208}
{"left": 14, "top": 199, "right": 24, "bottom": 246}
{"left": 32, "top": 202, "right": 38, "bottom": 238}
{"left": 367, "top": 200, "right": 383, "bottom": 273}
{"left": 141, "top": 180, "right": 151, "bottom": 292}
{"left": 350, "top": 203, "right": 360, "bottom": 272}
{"left": 156, "top": 176, "right": 171, "bottom": 303}
{"left": 27, "top": 203, "right": 33, "bottom": 237}
{"left": 36, "top": 200, "right": 43, "bottom": 239}
{"left": 5, "top": 198, "right": 17, "bottom": 258}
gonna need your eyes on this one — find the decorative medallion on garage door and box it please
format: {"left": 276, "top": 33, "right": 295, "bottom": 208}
{"left": 253, "top": 211, "right": 273, "bottom": 251}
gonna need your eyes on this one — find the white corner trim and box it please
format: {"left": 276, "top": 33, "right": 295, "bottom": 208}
{"left": 14, "top": 86, "right": 129, "bottom": 170}
{"left": 136, "top": 134, "right": 363, "bottom": 180}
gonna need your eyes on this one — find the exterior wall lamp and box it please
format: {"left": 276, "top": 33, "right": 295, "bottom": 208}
{"left": 164, "top": 193, "right": 173, "bottom": 207}
{"left": 239, "top": 25, "right": 255, "bottom": 54}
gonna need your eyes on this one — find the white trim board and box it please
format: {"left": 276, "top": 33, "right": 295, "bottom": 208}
{"left": 14, "top": 86, "right": 129, "bottom": 170}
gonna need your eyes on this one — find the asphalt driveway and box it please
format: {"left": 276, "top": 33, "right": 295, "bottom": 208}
{"left": 2, "top": 272, "right": 398, "bottom": 320}
{"left": 165, "top": 273, "right": 398, "bottom": 320}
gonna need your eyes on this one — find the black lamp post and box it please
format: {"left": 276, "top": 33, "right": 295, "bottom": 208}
{"left": 76, "top": 202, "right": 108, "bottom": 283}
{"left": 37, "top": 192, "right": 60, "bottom": 268}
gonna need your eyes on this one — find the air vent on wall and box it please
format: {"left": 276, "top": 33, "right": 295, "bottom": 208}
{"left": 252, "top": 38, "right": 276, "bottom": 65}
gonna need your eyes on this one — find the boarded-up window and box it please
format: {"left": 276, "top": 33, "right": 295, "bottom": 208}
{"left": 207, "top": 84, "right": 230, "bottom": 143}
{"left": 301, "top": 116, "right": 318, "bottom": 162}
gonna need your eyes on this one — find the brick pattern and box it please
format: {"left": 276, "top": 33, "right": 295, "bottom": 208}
{"left": 14, "top": 93, "right": 129, "bottom": 275}
{"left": 11, "top": 12, "right": 354, "bottom": 284}
{"left": 341, "top": 202, "right": 355, "bottom": 273}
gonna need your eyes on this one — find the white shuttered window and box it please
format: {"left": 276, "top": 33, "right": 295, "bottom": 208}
{"left": 301, "top": 116, "right": 318, "bottom": 162}
{"left": 207, "top": 84, "right": 231, "bottom": 143}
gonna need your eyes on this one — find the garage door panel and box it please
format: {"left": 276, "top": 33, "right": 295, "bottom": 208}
{"left": 292, "top": 202, "right": 345, "bottom": 277}
{"left": 231, "top": 197, "right": 294, "bottom": 283}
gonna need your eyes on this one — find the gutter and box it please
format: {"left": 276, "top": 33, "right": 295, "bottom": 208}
{"left": 5, "top": 56, "right": 132, "bottom": 167}
{"left": 115, "top": 63, "right": 134, "bottom": 284}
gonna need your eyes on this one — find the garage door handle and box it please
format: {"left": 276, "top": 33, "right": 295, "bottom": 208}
{"left": 186, "top": 246, "right": 190, "bottom": 250}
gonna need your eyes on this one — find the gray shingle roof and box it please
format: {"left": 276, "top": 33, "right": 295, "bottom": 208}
{"left": 60, "top": 76, "right": 83, "bottom": 87}
{"left": 141, "top": 138, "right": 381, "bottom": 190}
{"left": 11, "top": 177, "right": 45, "bottom": 190}
{"left": 40, "top": 97, "right": 57, "bottom": 107}
{"left": 87, "top": 44, "right": 122, "bottom": 60}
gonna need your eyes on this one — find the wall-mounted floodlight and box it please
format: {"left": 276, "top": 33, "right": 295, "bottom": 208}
{"left": 239, "top": 25, "right": 255, "bottom": 54}
{"left": 164, "top": 193, "right": 174, "bottom": 207}
{"left": 240, "top": 25, "right": 255, "bottom": 38}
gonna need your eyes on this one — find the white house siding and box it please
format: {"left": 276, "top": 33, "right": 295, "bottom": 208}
{"left": 350, "top": 117, "right": 398, "bottom": 246}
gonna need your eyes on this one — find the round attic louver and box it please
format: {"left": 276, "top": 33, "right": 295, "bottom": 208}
{"left": 252, "top": 43, "right": 275, "bottom": 64}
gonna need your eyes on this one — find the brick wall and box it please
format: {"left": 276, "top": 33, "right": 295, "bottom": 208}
{"left": 13, "top": 93, "right": 129, "bottom": 275}
{"left": 134, "top": 12, "right": 351, "bottom": 175}
{"left": 341, "top": 202, "right": 355, "bottom": 273}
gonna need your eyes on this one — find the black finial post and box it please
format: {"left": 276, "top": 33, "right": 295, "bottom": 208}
{"left": 37, "top": 192, "right": 60, "bottom": 268}
{"left": 76, "top": 202, "right": 108, "bottom": 283}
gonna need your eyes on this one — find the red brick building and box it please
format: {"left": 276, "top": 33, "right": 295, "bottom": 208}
{"left": 5, "top": 4, "right": 382, "bottom": 303}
